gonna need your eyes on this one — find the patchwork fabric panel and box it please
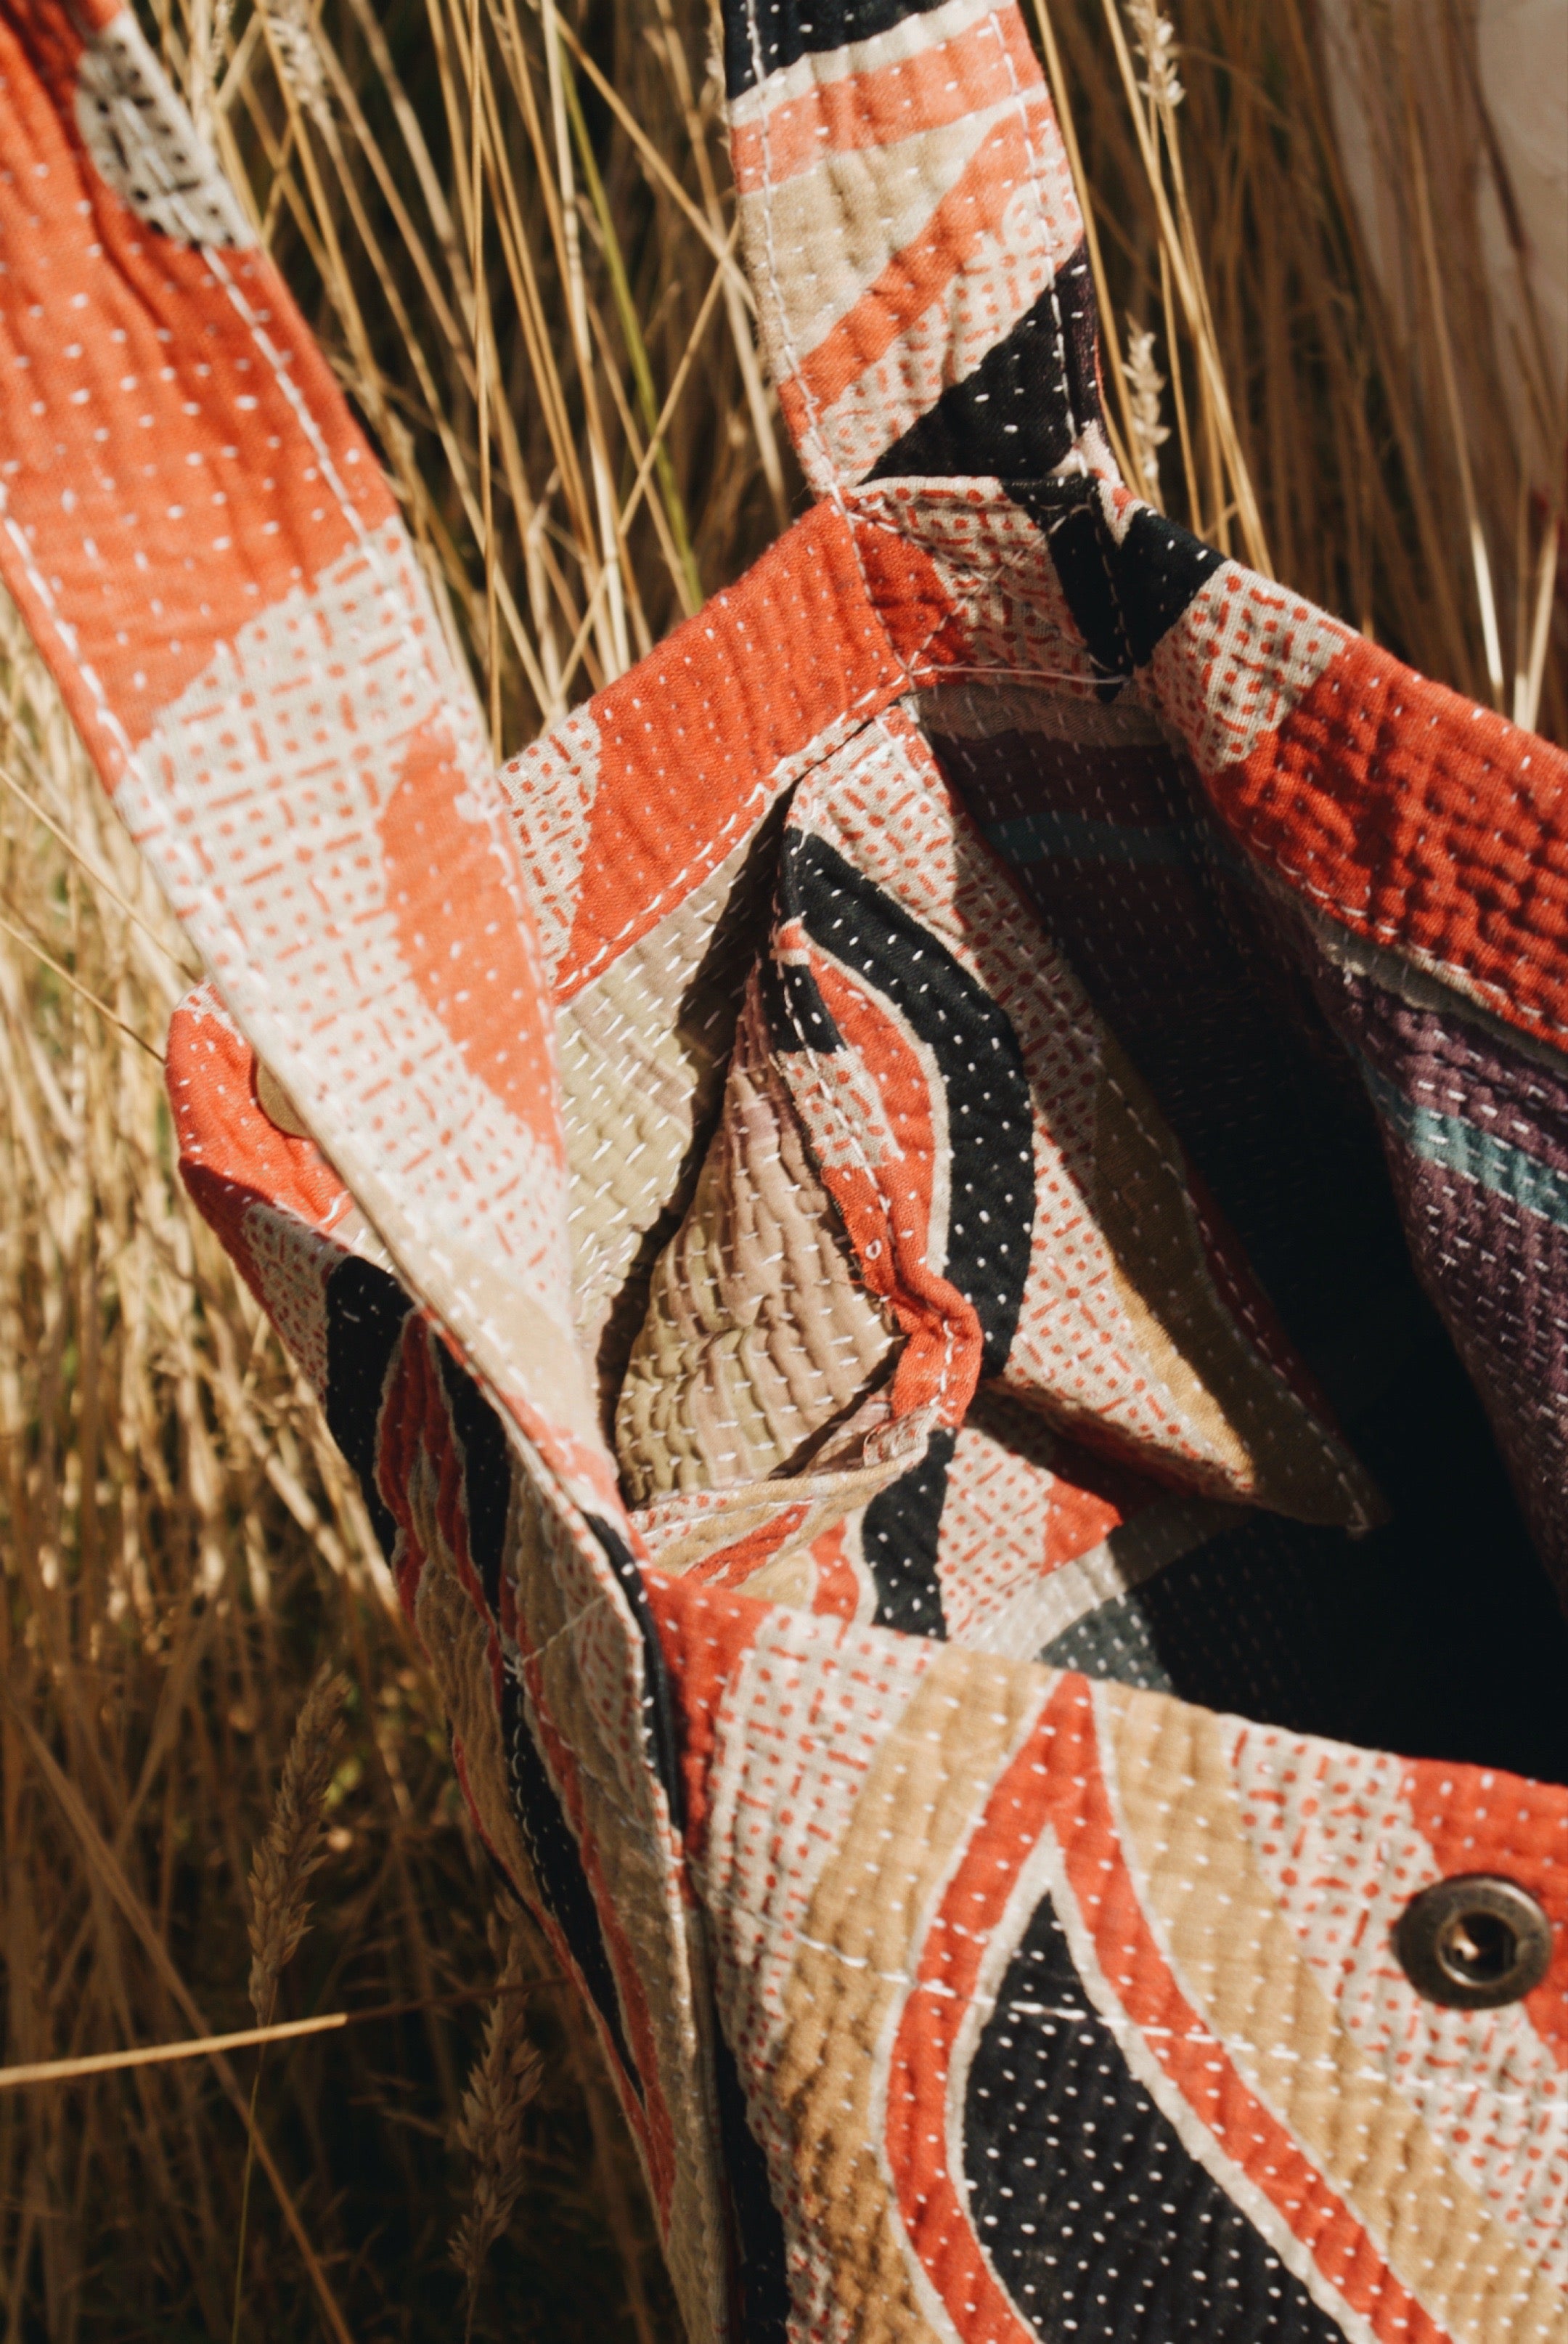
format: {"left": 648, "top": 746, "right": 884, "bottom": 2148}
{"left": 749, "top": 1390, "right": 1234, "bottom": 1653}
{"left": 1302, "top": 924, "right": 1568, "bottom": 1590}
{"left": 491, "top": 498, "right": 957, "bottom": 1433}
{"left": 655, "top": 1580, "right": 1568, "bottom": 2344}
{"left": 1007, "top": 479, "right": 1568, "bottom": 1078}
{"left": 915, "top": 676, "right": 1400, "bottom": 1362}
{"left": 764, "top": 704, "right": 1376, "bottom": 1521}
{"left": 724, "top": 0, "right": 1110, "bottom": 495}
{"left": 5, "top": 3, "right": 1568, "bottom": 2340}
{"left": 616, "top": 971, "right": 899, "bottom": 1504}
{"left": 164, "top": 995, "right": 735, "bottom": 2327}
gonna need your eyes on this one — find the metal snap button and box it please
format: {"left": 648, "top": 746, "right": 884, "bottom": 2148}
{"left": 1394, "top": 1875, "right": 1553, "bottom": 2009}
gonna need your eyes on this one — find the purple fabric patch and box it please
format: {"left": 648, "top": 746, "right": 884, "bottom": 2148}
{"left": 1310, "top": 954, "right": 1568, "bottom": 1590}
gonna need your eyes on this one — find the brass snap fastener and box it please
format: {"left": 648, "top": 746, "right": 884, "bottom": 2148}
{"left": 1394, "top": 1876, "right": 1553, "bottom": 2009}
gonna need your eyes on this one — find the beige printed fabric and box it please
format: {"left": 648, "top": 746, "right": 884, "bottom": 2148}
{"left": 617, "top": 974, "right": 899, "bottom": 1505}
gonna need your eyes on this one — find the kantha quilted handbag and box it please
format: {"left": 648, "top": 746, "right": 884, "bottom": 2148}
{"left": 1, "top": 1, "right": 1565, "bottom": 2337}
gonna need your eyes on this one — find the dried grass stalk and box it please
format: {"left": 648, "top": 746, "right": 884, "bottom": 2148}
{"left": 1127, "top": 0, "right": 1184, "bottom": 108}
{"left": 1124, "top": 316, "right": 1171, "bottom": 508}
{"left": 260, "top": 0, "right": 332, "bottom": 135}
{"left": 246, "top": 1669, "right": 347, "bottom": 2027}
{"left": 451, "top": 1918, "right": 544, "bottom": 2327}
{"left": 1042, "top": 0, "right": 1565, "bottom": 737}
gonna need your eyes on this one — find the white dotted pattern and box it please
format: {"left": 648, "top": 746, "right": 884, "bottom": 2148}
{"left": 241, "top": 1195, "right": 338, "bottom": 1398}
{"left": 796, "top": 709, "right": 1232, "bottom": 1468}
{"left": 113, "top": 524, "right": 581, "bottom": 1426}
{"left": 697, "top": 1603, "right": 939, "bottom": 2337}
{"left": 744, "top": 104, "right": 1009, "bottom": 379}
{"left": 75, "top": 17, "right": 255, "bottom": 250}
{"left": 726, "top": 0, "right": 1005, "bottom": 131}
{"left": 852, "top": 483, "right": 1107, "bottom": 691}
{"left": 939, "top": 1407, "right": 1230, "bottom": 1656}
{"left": 810, "top": 160, "right": 1080, "bottom": 484}
{"left": 497, "top": 704, "right": 603, "bottom": 987}
{"left": 1228, "top": 1727, "right": 1568, "bottom": 2294}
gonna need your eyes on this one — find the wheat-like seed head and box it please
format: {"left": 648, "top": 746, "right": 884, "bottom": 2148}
{"left": 246, "top": 1669, "right": 348, "bottom": 2028}
{"left": 262, "top": 0, "right": 333, "bottom": 134}
{"left": 451, "top": 1921, "right": 544, "bottom": 2327}
{"left": 1126, "top": 0, "right": 1185, "bottom": 110}
{"left": 1124, "top": 317, "right": 1172, "bottom": 502}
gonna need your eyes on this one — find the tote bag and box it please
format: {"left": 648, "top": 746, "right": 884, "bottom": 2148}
{"left": 1, "top": 4, "right": 1564, "bottom": 2336}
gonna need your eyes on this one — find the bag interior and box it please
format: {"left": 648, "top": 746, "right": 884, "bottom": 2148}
{"left": 578, "top": 658, "right": 1568, "bottom": 1790}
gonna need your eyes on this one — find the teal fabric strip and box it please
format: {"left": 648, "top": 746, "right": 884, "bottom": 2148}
{"left": 1360, "top": 1057, "right": 1568, "bottom": 1232}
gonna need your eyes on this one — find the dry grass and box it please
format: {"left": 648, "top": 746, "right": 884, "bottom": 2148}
{"left": 1040, "top": 0, "right": 1565, "bottom": 736}
{"left": 1, "top": 0, "right": 1562, "bottom": 2337}
{"left": 0, "top": 599, "right": 681, "bottom": 2340}
{"left": 245, "top": 1669, "right": 348, "bottom": 2035}
{"left": 449, "top": 1916, "right": 544, "bottom": 2335}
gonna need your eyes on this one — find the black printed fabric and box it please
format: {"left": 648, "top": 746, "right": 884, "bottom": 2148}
{"left": 722, "top": 0, "right": 951, "bottom": 94}
{"left": 963, "top": 1889, "right": 1352, "bottom": 2343}
{"left": 323, "top": 1255, "right": 409, "bottom": 1567}
{"left": 322, "top": 1256, "right": 667, "bottom": 2112}
{"left": 769, "top": 827, "right": 1037, "bottom": 1370}
{"left": 862, "top": 1428, "right": 957, "bottom": 1637}
{"left": 1012, "top": 483, "right": 1227, "bottom": 675}
{"left": 867, "top": 256, "right": 1105, "bottom": 489}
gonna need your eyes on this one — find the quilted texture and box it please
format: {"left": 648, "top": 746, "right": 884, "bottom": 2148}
{"left": 1, "top": 3, "right": 1567, "bottom": 2340}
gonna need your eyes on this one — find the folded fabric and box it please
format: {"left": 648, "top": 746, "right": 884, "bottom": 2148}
{"left": 1, "top": 4, "right": 1564, "bottom": 2340}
